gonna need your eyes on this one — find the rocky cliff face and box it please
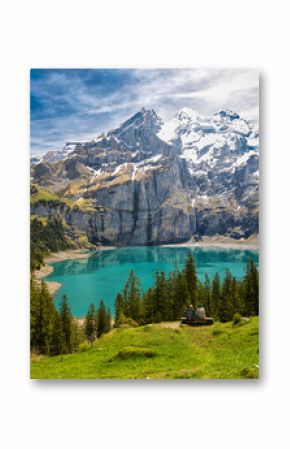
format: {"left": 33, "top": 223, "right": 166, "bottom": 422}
{"left": 31, "top": 107, "right": 259, "bottom": 245}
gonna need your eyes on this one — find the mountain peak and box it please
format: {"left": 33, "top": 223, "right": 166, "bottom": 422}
{"left": 111, "top": 108, "right": 164, "bottom": 137}
{"left": 177, "top": 107, "right": 199, "bottom": 122}
{"left": 140, "top": 106, "right": 152, "bottom": 115}
{"left": 139, "top": 107, "right": 162, "bottom": 121}
{"left": 217, "top": 110, "right": 240, "bottom": 121}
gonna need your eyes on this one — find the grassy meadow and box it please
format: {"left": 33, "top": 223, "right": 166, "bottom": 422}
{"left": 31, "top": 317, "right": 259, "bottom": 379}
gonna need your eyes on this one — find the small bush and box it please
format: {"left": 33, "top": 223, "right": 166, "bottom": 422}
{"left": 115, "top": 314, "right": 138, "bottom": 328}
{"left": 125, "top": 317, "right": 138, "bottom": 327}
{"left": 173, "top": 368, "right": 201, "bottom": 379}
{"left": 233, "top": 313, "right": 242, "bottom": 325}
{"left": 114, "top": 346, "right": 156, "bottom": 360}
{"left": 78, "top": 342, "right": 91, "bottom": 352}
{"left": 212, "top": 328, "right": 224, "bottom": 336}
{"left": 240, "top": 366, "right": 259, "bottom": 379}
{"left": 118, "top": 324, "right": 131, "bottom": 329}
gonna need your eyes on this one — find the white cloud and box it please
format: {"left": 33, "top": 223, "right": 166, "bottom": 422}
{"left": 129, "top": 68, "right": 259, "bottom": 121}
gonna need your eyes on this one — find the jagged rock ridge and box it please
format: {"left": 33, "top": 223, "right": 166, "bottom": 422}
{"left": 31, "top": 107, "right": 259, "bottom": 245}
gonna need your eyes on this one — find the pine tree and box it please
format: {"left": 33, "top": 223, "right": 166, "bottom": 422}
{"left": 123, "top": 271, "right": 142, "bottom": 323}
{"left": 184, "top": 252, "right": 198, "bottom": 308}
{"left": 106, "top": 308, "right": 111, "bottom": 333}
{"left": 71, "top": 320, "right": 82, "bottom": 352}
{"left": 250, "top": 259, "right": 259, "bottom": 315}
{"left": 30, "top": 275, "right": 41, "bottom": 350}
{"left": 51, "top": 311, "right": 64, "bottom": 356}
{"left": 154, "top": 271, "right": 169, "bottom": 322}
{"left": 230, "top": 277, "right": 242, "bottom": 315}
{"left": 243, "top": 259, "right": 259, "bottom": 316}
{"left": 30, "top": 277, "right": 57, "bottom": 354}
{"left": 97, "top": 300, "right": 108, "bottom": 337}
{"left": 142, "top": 288, "right": 154, "bottom": 324}
{"left": 114, "top": 293, "right": 125, "bottom": 327}
{"left": 212, "top": 273, "right": 221, "bottom": 320}
{"left": 204, "top": 273, "right": 212, "bottom": 316}
{"left": 30, "top": 276, "right": 80, "bottom": 355}
{"left": 39, "top": 281, "right": 55, "bottom": 354}
{"left": 171, "top": 272, "right": 190, "bottom": 320}
{"left": 219, "top": 270, "right": 234, "bottom": 322}
{"left": 84, "top": 303, "right": 98, "bottom": 343}
{"left": 59, "top": 295, "right": 73, "bottom": 353}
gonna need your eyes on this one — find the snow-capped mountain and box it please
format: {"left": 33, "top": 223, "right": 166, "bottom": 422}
{"left": 158, "top": 107, "right": 259, "bottom": 199}
{"left": 31, "top": 107, "right": 259, "bottom": 245}
{"left": 158, "top": 107, "right": 258, "bottom": 156}
{"left": 30, "top": 142, "right": 90, "bottom": 166}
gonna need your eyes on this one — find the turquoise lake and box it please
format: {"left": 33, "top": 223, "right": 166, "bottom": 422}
{"left": 45, "top": 246, "right": 259, "bottom": 316}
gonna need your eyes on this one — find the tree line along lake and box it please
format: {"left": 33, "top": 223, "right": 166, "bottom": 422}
{"left": 44, "top": 245, "right": 259, "bottom": 317}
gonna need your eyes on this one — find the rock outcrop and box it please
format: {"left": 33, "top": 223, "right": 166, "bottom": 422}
{"left": 30, "top": 107, "right": 259, "bottom": 245}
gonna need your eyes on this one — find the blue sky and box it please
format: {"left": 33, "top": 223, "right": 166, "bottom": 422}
{"left": 30, "top": 68, "right": 259, "bottom": 154}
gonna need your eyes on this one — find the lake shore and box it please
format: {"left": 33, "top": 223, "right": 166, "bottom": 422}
{"left": 162, "top": 235, "right": 259, "bottom": 250}
{"left": 34, "top": 264, "right": 62, "bottom": 296}
{"left": 34, "top": 248, "right": 113, "bottom": 296}
{"left": 44, "top": 247, "right": 115, "bottom": 264}
{"left": 34, "top": 238, "right": 258, "bottom": 297}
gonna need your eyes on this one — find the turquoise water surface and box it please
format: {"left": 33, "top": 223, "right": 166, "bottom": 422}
{"left": 45, "top": 246, "right": 259, "bottom": 316}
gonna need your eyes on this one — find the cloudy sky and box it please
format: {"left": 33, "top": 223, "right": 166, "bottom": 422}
{"left": 30, "top": 68, "right": 259, "bottom": 154}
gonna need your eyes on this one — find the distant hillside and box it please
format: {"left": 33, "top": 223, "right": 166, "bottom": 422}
{"left": 30, "top": 217, "right": 71, "bottom": 269}
{"left": 31, "top": 317, "right": 259, "bottom": 379}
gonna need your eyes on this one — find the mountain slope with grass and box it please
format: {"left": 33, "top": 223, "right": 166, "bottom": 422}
{"left": 31, "top": 317, "right": 259, "bottom": 379}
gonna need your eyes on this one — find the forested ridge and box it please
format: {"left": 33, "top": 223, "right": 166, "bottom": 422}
{"left": 30, "top": 218, "right": 71, "bottom": 270}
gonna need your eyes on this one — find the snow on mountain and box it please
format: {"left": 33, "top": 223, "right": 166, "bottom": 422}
{"left": 32, "top": 107, "right": 259, "bottom": 198}
{"left": 30, "top": 142, "right": 90, "bottom": 166}
{"left": 157, "top": 107, "right": 259, "bottom": 179}
{"left": 30, "top": 153, "right": 43, "bottom": 166}
{"left": 158, "top": 108, "right": 258, "bottom": 149}
{"left": 32, "top": 107, "right": 259, "bottom": 185}
{"left": 109, "top": 107, "right": 164, "bottom": 137}
{"left": 31, "top": 107, "right": 259, "bottom": 242}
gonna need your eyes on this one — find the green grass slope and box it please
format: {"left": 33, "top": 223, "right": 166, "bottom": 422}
{"left": 30, "top": 185, "right": 61, "bottom": 204}
{"left": 31, "top": 317, "right": 259, "bottom": 379}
